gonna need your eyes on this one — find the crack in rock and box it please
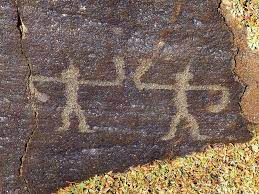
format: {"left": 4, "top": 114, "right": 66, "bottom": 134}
{"left": 15, "top": 2, "right": 38, "bottom": 193}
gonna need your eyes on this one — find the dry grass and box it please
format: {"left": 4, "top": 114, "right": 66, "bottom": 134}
{"left": 57, "top": 126, "right": 258, "bottom": 194}
{"left": 222, "top": 0, "right": 259, "bottom": 50}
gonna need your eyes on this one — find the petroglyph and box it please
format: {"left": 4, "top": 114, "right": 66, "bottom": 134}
{"left": 133, "top": 42, "right": 230, "bottom": 141}
{"left": 31, "top": 56, "right": 125, "bottom": 133}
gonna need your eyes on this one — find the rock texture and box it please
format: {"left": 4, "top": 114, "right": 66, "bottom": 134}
{"left": 0, "top": 1, "right": 33, "bottom": 193}
{"left": 0, "top": 0, "right": 252, "bottom": 193}
{"left": 220, "top": 3, "right": 259, "bottom": 124}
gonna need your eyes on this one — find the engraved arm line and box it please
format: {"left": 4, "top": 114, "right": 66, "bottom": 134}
{"left": 133, "top": 59, "right": 230, "bottom": 112}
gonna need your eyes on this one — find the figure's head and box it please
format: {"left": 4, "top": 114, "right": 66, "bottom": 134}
{"left": 61, "top": 59, "right": 80, "bottom": 79}
{"left": 175, "top": 65, "right": 193, "bottom": 82}
{"left": 67, "top": 64, "right": 79, "bottom": 75}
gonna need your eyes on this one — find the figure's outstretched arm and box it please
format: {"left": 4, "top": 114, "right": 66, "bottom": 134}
{"left": 133, "top": 58, "right": 175, "bottom": 91}
{"left": 189, "top": 85, "right": 230, "bottom": 113}
{"left": 29, "top": 75, "right": 61, "bottom": 102}
{"left": 29, "top": 80, "right": 49, "bottom": 102}
{"left": 133, "top": 58, "right": 154, "bottom": 90}
{"left": 113, "top": 56, "right": 126, "bottom": 84}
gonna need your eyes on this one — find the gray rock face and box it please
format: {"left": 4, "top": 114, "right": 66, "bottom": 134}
{"left": 0, "top": 1, "right": 33, "bottom": 193}
{"left": 1, "top": 0, "right": 251, "bottom": 193}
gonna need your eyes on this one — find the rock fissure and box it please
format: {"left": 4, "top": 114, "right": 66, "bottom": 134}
{"left": 16, "top": 3, "right": 38, "bottom": 192}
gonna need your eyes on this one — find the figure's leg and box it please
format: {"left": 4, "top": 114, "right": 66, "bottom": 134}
{"left": 161, "top": 113, "right": 181, "bottom": 140}
{"left": 75, "top": 106, "right": 93, "bottom": 133}
{"left": 57, "top": 106, "right": 71, "bottom": 132}
{"left": 185, "top": 114, "right": 208, "bottom": 140}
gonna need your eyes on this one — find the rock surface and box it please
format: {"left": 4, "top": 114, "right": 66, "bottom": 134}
{"left": 220, "top": 3, "right": 259, "bottom": 124}
{"left": 0, "top": 1, "right": 33, "bottom": 193}
{"left": 1, "top": 0, "right": 252, "bottom": 193}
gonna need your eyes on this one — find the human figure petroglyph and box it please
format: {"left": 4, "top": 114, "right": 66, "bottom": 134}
{"left": 30, "top": 40, "right": 230, "bottom": 140}
{"left": 133, "top": 41, "right": 230, "bottom": 141}
{"left": 30, "top": 57, "right": 125, "bottom": 133}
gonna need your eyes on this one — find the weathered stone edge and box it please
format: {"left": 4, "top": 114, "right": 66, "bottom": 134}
{"left": 219, "top": 1, "right": 259, "bottom": 124}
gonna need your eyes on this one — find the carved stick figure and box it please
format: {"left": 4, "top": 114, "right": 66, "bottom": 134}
{"left": 58, "top": 64, "right": 90, "bottom": 133}
{"left": 164, "top": 65, "right": 202, "bottom": 140}
{"left": 133, "top": 46, "right": 230, "bottom": 140}
{"left": 31, "top": 57, "right": 125, "bottom": 133}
